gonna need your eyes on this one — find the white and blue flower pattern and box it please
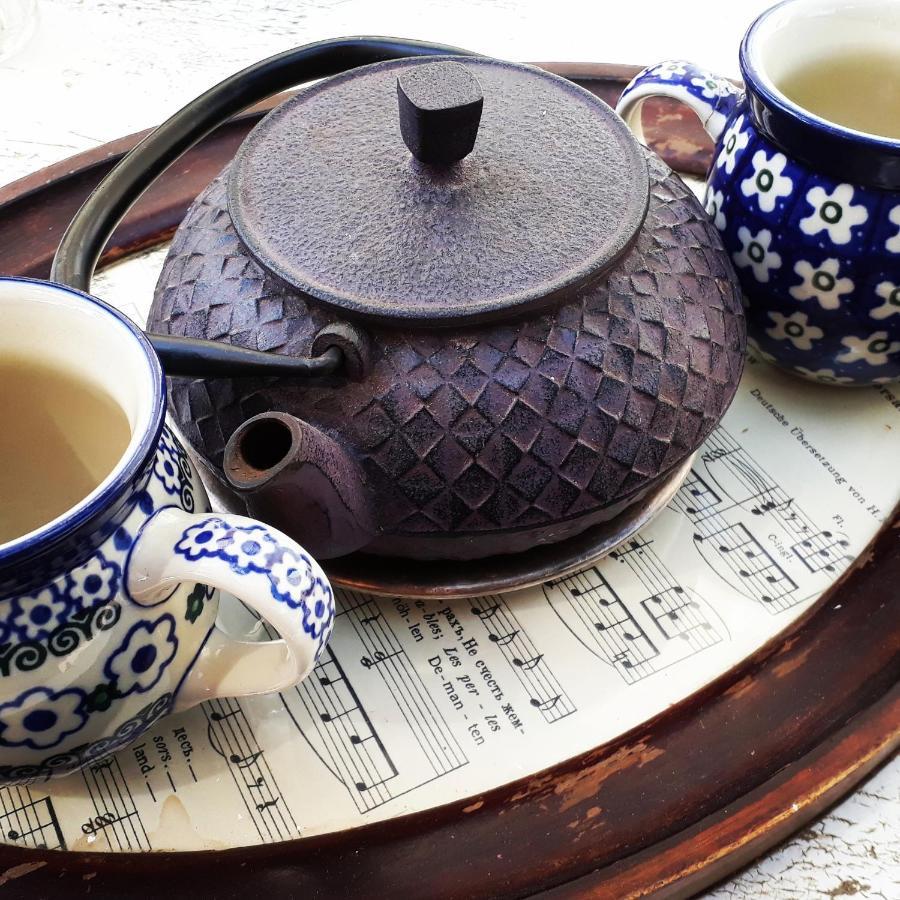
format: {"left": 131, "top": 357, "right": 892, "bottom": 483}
{"left": 766, "top": 311, "right": 824, "bottom": 351}
{"left": 647, "top": 60, "right": 688, "bottom": 81}
{"left": 789, "top": 259, "right": 854, "bottom": 311}
{"left": 799, "top": 184, "right": 869, "bottom": 245}
{"left": 173, "top": 517, "right": 333, "bottom": 651}
{"left": 838, "top": 332, "right": 900, "bottom": 367}
{"left": 690, "top": 73, "right": 728, "bottom": 100}
{"left": 794, "top": 367, "right": 854, "bottom": 385}
{"left": 619, "top": 65, "right": 899, "bottom": 385}
{"left": 268, "top": 548, "right": 333, "bottom": 641}
{"left": 9, "top": 588, "right": 70, "bottom": 641}
{"left": 0, "top": 686, "right": 88, "bottom": 750}
{"left": 0, "top": 423, "right": 224, "bottom": 779}
{"left": 104, "top": 614, "right": 178, "bottom": 696}
{"left": 886, "top": 205, "right": 900, "bottom": 254}
{"left": 153, "top": 425, "right": 195, "bottom": 511}
{"left": 703, "top": 186, "right": 726, "bottom": 230}
{"left": 732, "top": 227, "right": 781, "bottom": 283}
{"left": 872, "top": 281, "right": 900, "bottom": 320}
{"left": 153, "top": 442, "right": 182, "bottom": 493}
{"left": 267, "top": 549, "right": 314, "bottom": 607}
{"left": 219, "top": 528, "right": 279, "bottom": 572}
{"left": 740, "top": 150, "right": 793, "bottom": 213}
{"left": 66, "top": 552, "right": 120, "bottom": 610}
{"left": 716, "top": 114, "right": 749, "bottom": 174}
{"left": 174, "top": 518, "right": 233, "bottom": 561}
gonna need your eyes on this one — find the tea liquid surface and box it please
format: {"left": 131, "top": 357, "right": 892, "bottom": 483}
{"left": 0, "top": 355, "right": 130, "bottom": 544}
{"left": 779, "top": 50, "right": 900, "bottom": 139}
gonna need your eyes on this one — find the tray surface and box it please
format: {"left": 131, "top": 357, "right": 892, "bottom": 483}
{"left": 0, "top": 63, "right": 896, "bottom": 900}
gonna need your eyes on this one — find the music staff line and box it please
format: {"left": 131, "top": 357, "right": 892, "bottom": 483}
{"left": 670, "top": 424, "right": 852, "bottom": 612}
{"left": 280, "top": 646, "right": 401, "bottom": 812}
{"left": 610, "top": 539, "right": 724, "bottom": 652}
{"left": 0, "top": 786, "right": 65, "bottom": 850}
{"left": 80, "top": 756, "right": 150, "bottom": 851}
{"left": 697, "top": 428, "right": 852, "bottom": 574}
{"left": 270, "top": 592, "right": 467, "bottom": 814}
{"left": 544, "top": 528, "right": 727, "bottom": 685}
{"left": 673, "top": 470, "right": 799, "bottom": 611}
{"left": 545, "top": 566, "right": 660, "bottom": 683}
{"left": 469, "top": 597, "right": 576, "bottom": 723}
{"left": 204, "top": 697, "right": 300, "bottom": 844}
{"left": 340, "top": 593, "right": 467, "bottom": 780}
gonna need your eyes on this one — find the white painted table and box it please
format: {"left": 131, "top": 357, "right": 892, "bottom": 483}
{"left": 0, "top": 1, "right": 896, "bottom": 895}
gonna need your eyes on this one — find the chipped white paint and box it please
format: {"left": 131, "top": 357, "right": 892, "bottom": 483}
{"left": 707, "top": 763, "right": 899, "bottom": 900}
{"left": 0, "top": 1, "right": 896, "bottom": 894}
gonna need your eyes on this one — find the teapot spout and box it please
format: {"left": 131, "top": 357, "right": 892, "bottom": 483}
{"left": 223, "top": 412, "right": 377, "bottom": 559}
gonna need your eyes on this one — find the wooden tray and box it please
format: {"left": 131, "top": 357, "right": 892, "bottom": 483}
{"left": 0, "top": 63, "right": 896, "bottom": 899}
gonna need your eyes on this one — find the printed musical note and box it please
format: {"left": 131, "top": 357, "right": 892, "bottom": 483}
{"left": 228, "top": 750, "right": 262, "bottom": 768}
{"left": 471, "top": 603, "right": 500, "bottom": 621}
{"left": 680, "top": 471, "right": 722, "bottom": 516}
{"left": 274, "top": 642, "right": 400, "bottom": 811}
{"left": 530, "top": 695, "right": 561, "bottom": 712}
{"left": 609, "top": 538, "right": 651, "bottom": 560}
{"left": 641, "top": 588, "right": 718, "bottom": 650}
{"left": 275, "top": 596, "right": 466, "bottom": 814}
{"left": 488, "top": 630, "right": 519, "bottom": 647}
{"left": 205, "top": 698, "right": 298, "bottom": 843}
{"left": 671, "top": 425, "right": 851, "bottom": 613}
{"left": 470, "top": 596, "right": 576, "bottom": 724}
{"left": 696, "top": 522, "right": 798, "bottom": 610}
{"left": 750, "top": 496, "right": 794, "bottom": 517}
{"left": 79, "top": 756, "right": 149, "bottom": 851}
{"left": 544, "top": 567, "right": 659, "bottom": 684}
{"left": 343, "top": 594, "right": 467, "bottom": 782}
{"left": 548, "top": 537, "right": 725, "bottom": 684}
{"left": 360, "top": 649, "right": 401, "bottom": 669}
{"left": 0, "top": 787, "right": 65, "bottom": 850}
{"left": 512, "top": 654, "right": 544, "bottom": 671}
{"left": 791, "top": 531, "right": 852, "bottom": 574}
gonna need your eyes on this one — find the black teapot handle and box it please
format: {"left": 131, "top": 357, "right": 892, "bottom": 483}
{"left": 51, "top": 37, "right": 479, "bottom": 378}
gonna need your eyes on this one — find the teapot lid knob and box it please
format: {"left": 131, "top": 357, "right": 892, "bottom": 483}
{"left": 396, "top": 61, "right": 483, "bottom": 165}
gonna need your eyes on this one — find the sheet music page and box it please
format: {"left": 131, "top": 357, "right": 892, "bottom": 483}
{"left": 3, "top": 254, "right": 898, "bottom": 853}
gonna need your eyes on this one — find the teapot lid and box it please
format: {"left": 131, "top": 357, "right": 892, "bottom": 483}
{"left": 228, "top": 56, "right": 649, "bottom": 326}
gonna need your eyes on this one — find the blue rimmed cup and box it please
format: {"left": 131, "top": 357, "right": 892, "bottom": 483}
{"left": 0, "top": 277, "right": 334, "bottom": 783}
{"left": 617, "top": 0, "right": 900, "bottom": 386}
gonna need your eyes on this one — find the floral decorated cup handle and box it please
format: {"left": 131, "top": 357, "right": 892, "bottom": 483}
{"left": 126, "top": 508, "right": 334, "bottom": 711}
{"left": 615, "top": 60, "right": 743, "bottom": 144}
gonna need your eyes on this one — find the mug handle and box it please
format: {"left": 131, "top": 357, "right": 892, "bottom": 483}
{"left": 615, "top": 60, "right": 743, "bottom": 143}
{"left": 125, "top": 508, "right": 334, "bottom": 712}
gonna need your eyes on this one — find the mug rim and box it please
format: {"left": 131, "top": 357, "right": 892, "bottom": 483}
{"left": 739, "top": 0, "right": 900, "bottom": 191}
{"left": 0, "top": 276, "right": 165, "bottom": 574}
{"left": 740, "top": 0, "right": 900, "bottom": 153}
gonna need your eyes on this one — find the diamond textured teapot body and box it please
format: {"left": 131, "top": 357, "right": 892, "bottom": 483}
{"left": 147, "top": 56, "right": 746, "bottom": 561}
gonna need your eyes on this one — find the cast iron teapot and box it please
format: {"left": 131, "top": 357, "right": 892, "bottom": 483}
{"left": 53, "top": 38, "right": 746, "bottom": 561}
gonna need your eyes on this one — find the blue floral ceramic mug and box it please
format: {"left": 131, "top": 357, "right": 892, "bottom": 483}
{"left": 0, "top": 277, "right": 334, "bottom": 783}
{"left": 617, "top": 0, "right": 900, "bottom": 385}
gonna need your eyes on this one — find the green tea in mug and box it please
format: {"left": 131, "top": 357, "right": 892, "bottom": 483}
{"left": 778, "top": 49, "right": 900, "bottom": 139}
{"left": 0, "top": 356, "right": 130, "bottom": 543}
